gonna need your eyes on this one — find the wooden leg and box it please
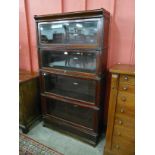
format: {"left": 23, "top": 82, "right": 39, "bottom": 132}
{"left": 43, "top": 122, "right": 46, "bottom": 127}
{"left": 22, "top": 127, "right": 29, "bottom": 134}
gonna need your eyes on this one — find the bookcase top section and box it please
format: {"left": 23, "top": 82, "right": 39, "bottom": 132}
{"left": 34, "top": 8, "right": 110, "bottom": 21}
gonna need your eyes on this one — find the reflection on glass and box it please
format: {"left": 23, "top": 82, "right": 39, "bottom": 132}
{"left": 39, "top": 20, "right": 98, "bottom": 44}
{"left": 44, "top": 74, "right": 96, "bottom": 103}
{"left": 40, "top": 50, "right": 97, "bottom": 73}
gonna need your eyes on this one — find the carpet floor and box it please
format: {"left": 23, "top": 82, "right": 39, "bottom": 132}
{"left": 26, "top": 121, "right": 105, "bottom": 155}
{"left": 20, "top": 132, "right": 64, "bottom": 155}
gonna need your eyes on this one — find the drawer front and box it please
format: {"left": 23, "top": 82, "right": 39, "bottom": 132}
{"left": 41, "top": 72, "right": 96, "bottom": 104}
{"left": 116, "top": 103, "right": 135, "bottom": 117}
{"left": 119, "top": 75, "right": 135, "bottom": 86}
{"left": 112, "top": 135, "right": 135, "bottom": 155}
{"left": 45, "top": 97, "right": 97, "bottom": 129}
{"left": 114, "top": 114, "right": 135, "bottom": 130}
{"left": 117, "top": 92, "right": 135, "bottom": 107}
{"left": 118, "top": 83, "right": 135, "bottom": 94}
{"left": 113, "top": 126, "right": 134, "bottom": 142}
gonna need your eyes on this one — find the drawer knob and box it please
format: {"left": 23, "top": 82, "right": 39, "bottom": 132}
{"left": 123, "top": 86, "right": 128, "bottom": 91}
{"left": 121, "top": 96, "right": 126, "bottom": 102}
{"left": 124, "top": 76, "right": 128, "bottom": 80}
{"left": 42, "top": 73, "right": 47, "bottom": 76}
{"left": 118, "top": 120, "right": 123, "bottom": 125}
{"left": 64, "top": 70, "right": 67, "bottom": 73}
{"left": 118, "top": 132, "right": 121, "bottom": 136}
{"left": 115, "top": 144, "right": 120, "bottom": 149}
{"left": 120, "top": 109, "right": 125, "bottom": 113}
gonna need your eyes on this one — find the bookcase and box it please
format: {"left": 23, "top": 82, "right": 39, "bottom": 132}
{"left": 34, "top": 9, "right": 110, "bottom": 145}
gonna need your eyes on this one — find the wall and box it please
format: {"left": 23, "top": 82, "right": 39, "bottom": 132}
{"left": 19, "top": 0, "right": 135, "bottom": 72}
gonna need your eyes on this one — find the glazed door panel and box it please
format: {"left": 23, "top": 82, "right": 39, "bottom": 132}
{"left": 38, "top": 18, "right": 100, "bottom": 46}
{"left": 41, "top": 72, "right": 96, "bottom": 103}
{"left": 45, "top": 97, "right": 97, "bottom": 129}
{"left": 39, "top": 50, "right": 99, "bottom": 73}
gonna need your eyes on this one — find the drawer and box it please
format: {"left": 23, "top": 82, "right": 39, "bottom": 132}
{"left": 119, "top": 75, "right": 135, "bottom": 86}
{"left": 119, "top": 83, "right": 135, "bottom": 94}
{"left": 44, "top": 97, "right": 98, "bottom": 130}
{"left": 112, "top": 135, "right": 135, "bottom": 155}
{"left": 114, "top": 114, "right": 135, "bottom": 130}
{"left": 117, "top": 92, "right": 135, "bottom": 107}
{"left": 41, "top": 72, "right": 97, "bottom": 104}
{"left": 113, "top": 126, "right": 134, "bottom": 142}
{"left": 116, "top": 102, "right": 135, "bottom": 117}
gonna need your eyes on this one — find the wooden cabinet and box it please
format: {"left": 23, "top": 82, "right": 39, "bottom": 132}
{"left": 19, "top": 70, "right": 41, "bottom": 133}
{"left": 34, "top": 9, "right": 110, "bottom": 145}
{"left": 104, "top": 64, "right": 135, "bottom": 155}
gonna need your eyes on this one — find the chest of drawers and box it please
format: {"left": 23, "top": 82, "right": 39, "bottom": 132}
{"left": 104, "top": 64, "right": 135, "bottom": 155}
{"left": 19, "top": 70, "right": 41, "bottom": 133}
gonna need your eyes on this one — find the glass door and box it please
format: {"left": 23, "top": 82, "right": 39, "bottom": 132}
{"left": 39, "top": 50, "right": 98, "bottom": 73}
{"left": 42, "top": 73, "right": 96, "bottom": 103}
{"left": 46, "top": 98, "right": 95, "bottom": 129}
{"left": 38, "top": 18, "right": 100, "bottom": 45}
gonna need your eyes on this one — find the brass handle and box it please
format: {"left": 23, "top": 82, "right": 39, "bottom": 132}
{"left": 118, "top": 132, "right": 121, "bottom": 136}
{"left": 73, "top": 82, "right": 79, "bottom": 85}
{"left": 123, "top": 86, "right": 128, "bottom": 91}
{"left": 121, "top": 96, "right": 126, "bottom": 102}
{"left": 124, "top": 76, "right": 128, "bottom": 80}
